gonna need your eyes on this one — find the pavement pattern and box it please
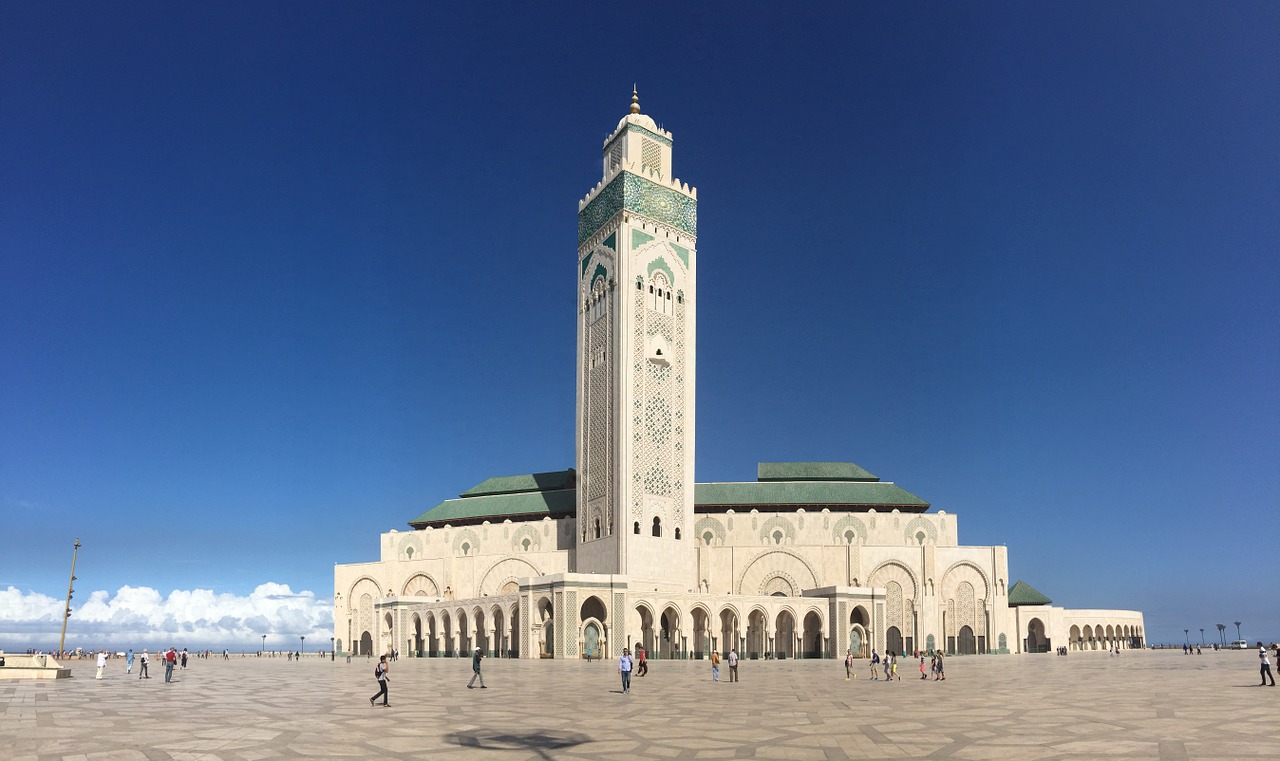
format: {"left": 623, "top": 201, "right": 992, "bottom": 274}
{"left": 1, "top": 649, "right": 1275, "bottom": 760}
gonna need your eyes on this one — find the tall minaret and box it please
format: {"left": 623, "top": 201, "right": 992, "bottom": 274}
{"left": 575, "top": 90, "right": 698, "bottom": 590}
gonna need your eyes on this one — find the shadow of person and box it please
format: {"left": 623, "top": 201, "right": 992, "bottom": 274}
{"left": 446, "top": 729, "right": 591, "bottom": 759}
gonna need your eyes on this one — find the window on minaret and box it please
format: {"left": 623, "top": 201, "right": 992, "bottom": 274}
{"left": 594, "top": 518, "right": 601, "bottom": 539}
{"left": 641, "top": 138, "right": 660, "bottom": 177}
{"left": 648, "top": 272, "right": 672, "bottom": 314}
{"left": 589, "top": 278, "right": 607, "bottom": 323}
{"left": 652, "top": 517, "right": 662, "bottom": 537}
{"left": 609, "top": 142, "right": 623, "bottom": 172}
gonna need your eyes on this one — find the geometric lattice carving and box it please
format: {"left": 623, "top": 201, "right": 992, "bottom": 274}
{"left": 402, "top": 573, "right": 440, "bottom": 597}
{"left": 886, "top": 581, "right": 904, "bottom": 632}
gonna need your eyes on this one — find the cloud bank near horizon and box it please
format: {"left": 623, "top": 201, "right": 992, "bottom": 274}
{"left": 0, "top": 583, "right": 333, "bottom": 651}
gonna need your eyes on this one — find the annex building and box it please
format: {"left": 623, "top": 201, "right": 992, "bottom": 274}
{"left": 333, "top": 93, "right": 1144, "bottom": 661}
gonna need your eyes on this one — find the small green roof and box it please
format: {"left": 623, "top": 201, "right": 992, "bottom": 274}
{"left": 757, "top": 462, "right": 879, "bottom": 482}
{"left": 409, "top": 488, "right": 576, "bottom": 528}
{"left": 694, "top": 481, "right": 928, "bottom": 511}
{"left": 1007, "top": 580, "right": 1053, "bottom": 606}
{"left": 460, "top": 469, "right": 576, "bottom": 498}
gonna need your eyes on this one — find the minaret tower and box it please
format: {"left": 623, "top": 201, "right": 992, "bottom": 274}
{"left": 575, "top": 90, "right": 698, "bottom": 590}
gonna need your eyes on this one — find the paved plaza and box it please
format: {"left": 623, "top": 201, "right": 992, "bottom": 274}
{"left": 2, "top": 649, "right": 1275, "bottom": 760}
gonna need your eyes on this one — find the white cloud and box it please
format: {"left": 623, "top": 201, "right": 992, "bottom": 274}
{"left": 0, "top": 583, "right": 333, "bottom": 652}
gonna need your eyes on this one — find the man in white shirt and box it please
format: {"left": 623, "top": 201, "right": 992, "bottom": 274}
{"left": 1259, "top": 643, "right": 1275, "bottom": 686}
{"left": 95, "top": 650, "right": 107, "bottom": 680}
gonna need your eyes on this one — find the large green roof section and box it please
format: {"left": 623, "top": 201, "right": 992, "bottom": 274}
{"left": 758, "top": 462, "right": 879, "bottom": 482}
{"left": 409, "top": 489, "right": 576, "bottom": 528}
{"left": 1007, "top": 580, "right": 1053, "bottom": 606}
{"left": 460, "top": 469, "right": 576, "bottom": 497}
{"left": 695, "top": 480, "right": 927, "bottom": 511}
{"left": 408, "top": 463, "right": 929, "bottom": 527}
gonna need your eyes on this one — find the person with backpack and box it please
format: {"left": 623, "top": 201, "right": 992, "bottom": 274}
{"left": 870, "top": 649, "right": 880, "bottom": 680}
{"left": 369, "top": 655, "right": 390, "bottom": 706}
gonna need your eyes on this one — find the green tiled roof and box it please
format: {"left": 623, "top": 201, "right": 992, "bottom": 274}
{"left": 460, "top": 469, "right": 576, "bottom": 497}
{"left": 757, "top": 462, "right": 879, "bottom": 482}
{"left": 1007, "top": 580, "right": 1053, "bottom": 606}
{"left": 409, "top": 489, "right": 576, "bottom": 528}
{"left": 694, "top": 481, "right": 929, "bottom": 510}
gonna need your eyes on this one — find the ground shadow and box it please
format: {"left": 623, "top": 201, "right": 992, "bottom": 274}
{"left": 445, "top": 729, "right": 591, "bottom": 759}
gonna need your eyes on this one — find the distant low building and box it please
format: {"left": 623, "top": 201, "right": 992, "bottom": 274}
{"left": 334, "top": 94, "right": 1144, "bottom": 660}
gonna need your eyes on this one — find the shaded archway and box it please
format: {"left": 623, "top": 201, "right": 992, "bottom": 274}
{"left": 473, "top": 608, "right": 488, "bottom": 656}
{"left": 635, "top": 605, "right": 656, "bottom": 657}
{"left": 719, "top": 608, "right": 739, "bottom": 657}
{"left": 457, "top": 610, "right": 470, "bottom": 654}
{"left": 537, "top": 597, "right": 554, "bottom": 658}
{"left": 802, "top": 610, "right": 823, "bottom": 658}
{"left": 1069, "top": 624, "right": 1082, "bottom": 651}
{"left": 1026, "top": 618, "right": 1049, "bottom": 653}
{"left": 427, "top": 612, "right": 439, "bottom": 657}
{"left": 775, "top": 610, "right": 796, "bottom": 659}
{"left": 411, "top": 613, "right": 423, "bottom": 657}
{"left": 359, "top": 630, "right": 373, "bottom": 656}
{"left": 957, "top": 625, "right": 976, "bottom": 655}
{"left": 491, "top": 606, "right": 506, "bottom": 658}
{"left": 442, "top": 611, "right": 454, "bottom": 657}
{"left": 746, "top": 609, "right": 767, "bottom": 659}
{"left": 691, "top": 607, "right": 711, "bottom": 658}
{"left": 659, "top": 606, "right": 681, "bottom": 659}
{"left": 850, "top": 605, "right": 870, "bottom": 657}
{"left": 886, "top": 626, "right": 903, "bottom": 657}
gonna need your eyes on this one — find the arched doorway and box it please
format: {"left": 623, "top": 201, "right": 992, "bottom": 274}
{"left": 957, "top": 625, "right": 976, "bottom": 655}
{"left": 802, "top": 611, "right": 823, "bottom": 658}
{"left": 491, "top": 607, "right": 506, "bottom": 658}
{"left": 412, "top": 614, "right": 423, "bottom": 656}
{"left": 537, "top": 597, "right": 554, "bottom": 658}
{"left": 442, "top": 612, "right": 454, "bottom": 657}
{"left": 457, "top": 611, "right": 470, "bottom": 654}
{"left": 1026, "top": 618, "right": 1049, "bottom": 653}
{"left": 691, "top": 608, "right": 710, "bottom": 658}
{"left": 359, "top": 631, "right": 373, "bottom": 656}
{"left": 473, "top": 609, "right": 488, "bottom": 655}
{"left": 849, "top": 605, "right": 870, "bottom": 657}
{"left": 886, "top": 626, "right": 903, "bottom": 657}
{"left": 659, "top": 606, "right": 680, "bottom": 659}
{"left": 719, "top": 608, "right": 739, "bottom": 657}
{"left": 427, "top": 613, "right": 439, "bottom": 657}
{"left": 746, "top": 609, "right": 766, "bottom": 659}
{"left": 508, "top": 605, "right": 521, "bottom": 657}
{"left": 583, "top": 621, "right": 601, "bottom": 660}
{"left": 636, "top": 605, "right": 656, "bottom": 657}
{"left": 775, "top": 611, "right": 795, "bottom": 659}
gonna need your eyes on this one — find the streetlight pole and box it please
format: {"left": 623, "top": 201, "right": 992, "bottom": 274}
{"left": 58, "top": 539, "right": 81, "bottom": 658}
{"left": 1199, "top": 628, "right": 1204, "bottom": 646}
{"left": 1234, "top": 621, "right": 1242, "bottom": 641}
{"left": 1184, "top": 629, "right": 1189, "bottom": 646}
{"left": 330, "top": 637, "right": 335, "bottom": 661}
{"left": 1217, "top": 624, "right": 1225, "bottom": 647}
{"left": 300, "top": 635, "right": 305, "bottom": 656}
{"left": 261, "top": 634, "right": 266, "bottom": 655}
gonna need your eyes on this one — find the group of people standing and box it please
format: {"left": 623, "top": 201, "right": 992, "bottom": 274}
{"left": 92, "top": 647, "right": 187, "bottom": 682}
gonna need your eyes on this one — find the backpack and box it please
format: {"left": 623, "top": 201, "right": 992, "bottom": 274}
{"left": 374, "top": 664, "right": 383, "bottom": 678}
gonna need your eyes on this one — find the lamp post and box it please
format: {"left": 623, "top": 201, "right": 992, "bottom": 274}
{"left": 1199, "top": 628, "right": 1204, "bottom": 646}
{"left": 58, "top": 539, "right": 81, "bottom": 658}
{"left": 1216, "top": 624, "right": 1226, "bottom": 647}
{"left": 300, "top": 635, "right": 305, "bottom": 656}
{"left": 261, "top": 634, "right": 266, "bottom": 655}
{"left": 1184, "top": 629, "right": 1189, "bottom": 646}
{"left": 1234, "top": 621, "right": 1242, "bottom": 641}
{"left": 330, "top": 636, "right": 335, "bottom": 661}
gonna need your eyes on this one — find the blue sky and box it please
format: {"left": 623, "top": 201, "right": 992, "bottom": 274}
{"left": 2, "top": 2, "right": 1277, "bottom": 650}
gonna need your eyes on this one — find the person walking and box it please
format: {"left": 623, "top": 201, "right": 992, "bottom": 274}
{"left": 870, "top": 650, "right": 880, "bottom": 680}
{"left": 181, "top": 648, "right": 188, "bottom": 669}
{"left": 126, "top": 649, "right": 134, "bottom": 675}
{"left": 95, "top": 650, "right": 107, "bottom": 680}
{"left": 467, "top": 646, "right": 486, "bottom": 688}
{"left": 139, "top": 649, "right": 149, "bottom": 679}
{"left": 1260, "top": 643, "right": 1276, "bottom": 686}
{"left": 882, "top": 653, "right": 892, "bottom": 681}
{"left": 919, "top": 654, "right": 928, "bottom": 679}
{"left": 710, "top": 649, "right": 720, "bottom": 681}
{"left": 618, "top": 648, "right": 633, "bottom": 694}
{"left": 934, "top": 651, "right": 946, "bottom": 681}
{"left": 636, "top": 645, "right": 648, "bottom": 677}
{"left": 164, "top": 648, "right": 177, "bottom": 682}
{"left": 728, "top": 647, "right": 739, "bottom": 683}
{"left": 369, "top": 655, "right": 390, "bottom": 706}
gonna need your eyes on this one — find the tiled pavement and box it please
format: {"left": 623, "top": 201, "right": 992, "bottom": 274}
{"left": 2, "top": 650, "right": 1275, "bottom": 760}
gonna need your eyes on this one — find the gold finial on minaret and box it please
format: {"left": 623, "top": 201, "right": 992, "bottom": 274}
{"left": 630, "top": 85, "right": 641, "bottom": 114}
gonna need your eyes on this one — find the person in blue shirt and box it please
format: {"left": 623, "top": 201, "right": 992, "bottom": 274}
{"left": 618, "top": 648, "right": 633, "bottom": 694}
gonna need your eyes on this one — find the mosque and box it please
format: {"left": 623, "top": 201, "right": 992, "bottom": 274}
{"left": 333, "top": 93, "right": 1144, "bottom": 661}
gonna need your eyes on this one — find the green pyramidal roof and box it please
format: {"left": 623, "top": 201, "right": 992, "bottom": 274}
{"left": 460, "top": 469, "right": 576, "bottom": 497}
{"left": 757, "top": 462, "right": 879, "bottom": 482}
{"left": 1008, "top": 580, "right": 1053, "bottom": 606}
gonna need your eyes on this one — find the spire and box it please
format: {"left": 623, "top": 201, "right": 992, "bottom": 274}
{"left": 630, "top": 85, "right": 641, "bottom": 114}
